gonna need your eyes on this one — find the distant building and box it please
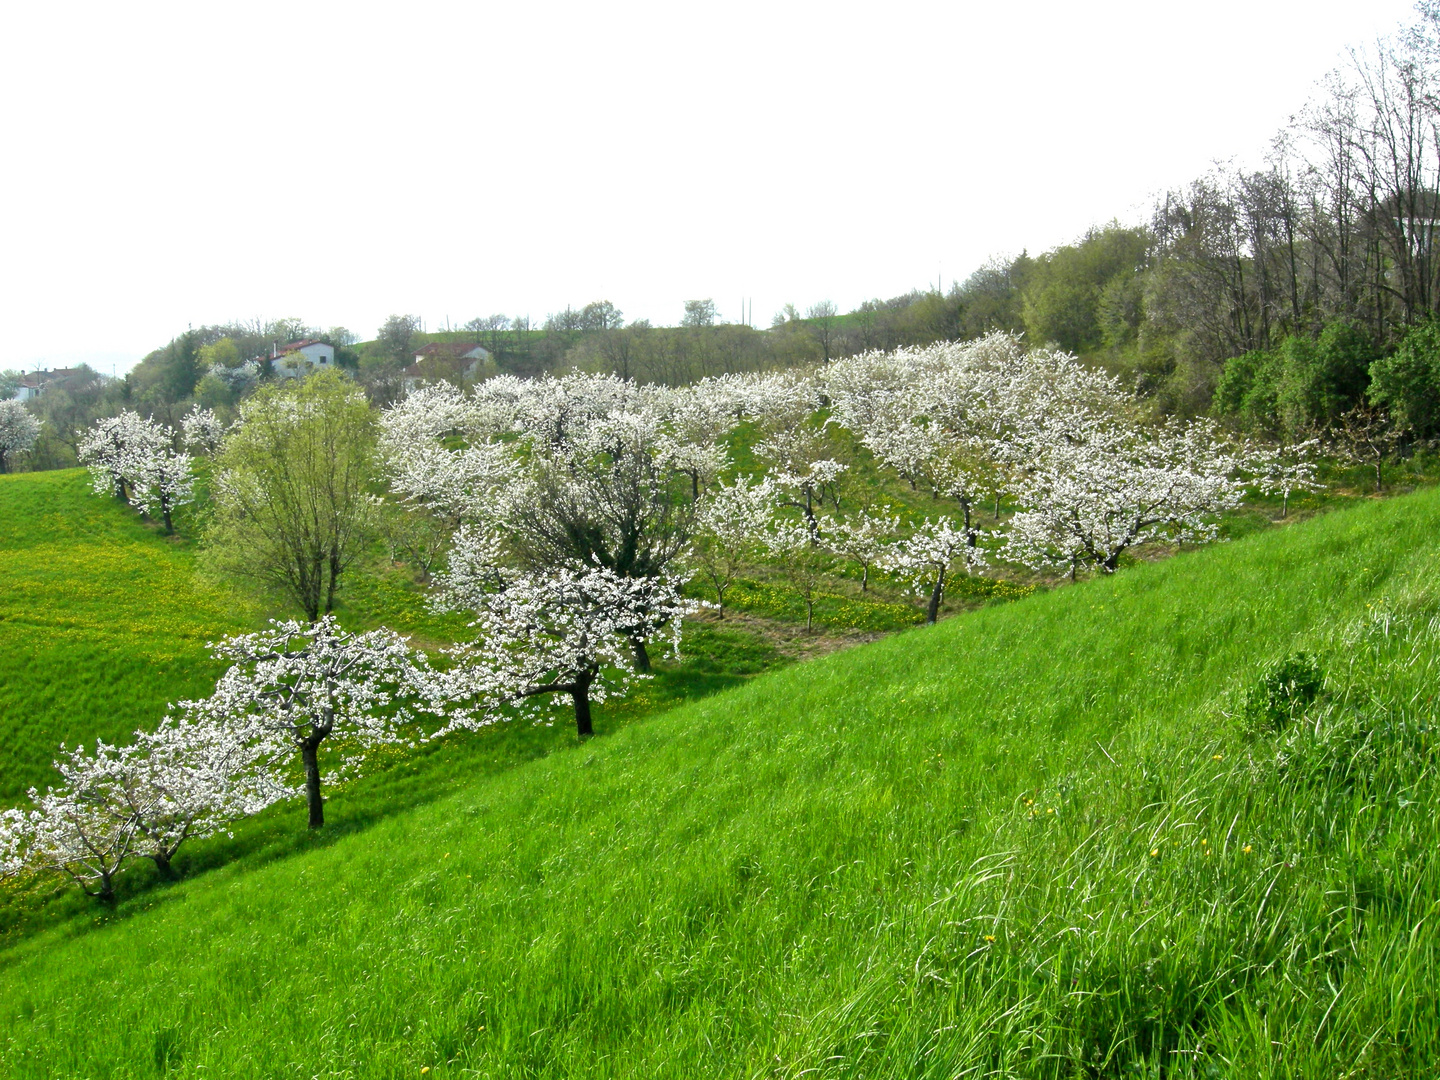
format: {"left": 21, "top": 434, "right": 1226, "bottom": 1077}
{"left": 270, "top": 339, "right": 337, "bottom": 379}
{"left": 14, "top": 367, "right": 89, "bottom": 402}
{"left": 401, "top": 342, "right": 492, "bottom": 389}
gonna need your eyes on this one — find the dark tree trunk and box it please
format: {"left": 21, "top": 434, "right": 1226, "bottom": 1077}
{"left": 150, "top": 850, "right": 177, "bottom": 878}
{"left": 959, "top": 497, "right": 976, "bottom": 547}
{"left": 161, "top": 504, "right": 174, "bottom": 535}
{"left": 325, "top": 544, "right": 341, "bottom": 615}
{"left": 302, "top": 734, "right": 325, "bottom": 828}
{"left": 632, "top": 635, "right": 651, "bottom": 673}
{"left": 926, "top": 566, "right": 946, "bottom": 625}
{"left": 572, "top": 674, "right": 594, "bottom": 737}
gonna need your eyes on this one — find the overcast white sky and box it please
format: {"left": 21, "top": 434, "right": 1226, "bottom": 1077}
{"left": 0, "top": 0, "right": 1421, "bottom": 374}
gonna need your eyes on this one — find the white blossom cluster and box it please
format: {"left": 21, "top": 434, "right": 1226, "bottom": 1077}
{"left": 181, "top": 405, "right": 227, "bottom": 456}
{"left": 78, "top": 410, "right": 195, "bottom": 531}
{"left": 823, "top": 333, "right": 1249, "bottom": 578}
{"left": 372, "top": 340, "right": 1253, "bottom": 643}
{"left": 0, "top": 712, "right": 292, "bottom": 899}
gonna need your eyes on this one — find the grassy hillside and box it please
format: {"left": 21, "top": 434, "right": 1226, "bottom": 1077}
{"left": 0, "top": 471, "right": 257, "bottom": 801}
{"left": 3, "top": 483, "right": 1438, "bottom": 1076}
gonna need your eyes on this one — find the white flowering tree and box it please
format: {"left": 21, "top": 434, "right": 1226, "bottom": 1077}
{"left": 123, "top": 708, "right": 294, "bottom": 871}
{"left": 78, "top": 411, "right": 171, "bottom": 503}
{"left": 181, "top": 405, "right": 227, "bottom": 456}
{"left": 433, "top": 528, "right": 699, "bottom": 736}
{"left": 689, "top": 475, "right": 774, "bottom": 614}
{"left": 186, "top": 617, "right": 434, "bottom": 829}
{"left": 883, "top": 517, "right": 988, "bottom": 624}
{"left": 822, "top": 509, "right": 899, "bottom": 592}
{"left": 0, "top": 399, "right": 40, "bottom": 473}
{"left": 9, "top": 780, "right": 140, "bottom": 901}
{"left": 129, "top": 446, "right": 194, "bottom": 534}
{"left": 0, "top": 808, "right": 26, "bottom": 880}
{"left": 763, "top": 518, "right": 833, "bottom": 633}
{"left": 1248, "top": 438, "right": 1323, "bottom": 519}
{"left": 1004, "top": 418, "right": 1245, "bottom": 578}
{"left": 0, "top": 708, "right": 288, "bottom": 901}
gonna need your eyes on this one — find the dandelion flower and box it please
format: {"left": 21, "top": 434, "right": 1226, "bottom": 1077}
{"left": 1046, "top": 807, "right": 1055, "bottom": 814}
{"left": 1150, "top": 848, "right": 1159, "bottom": 858}
{"left": 984, "top": 935, "right": 995, "bottom": 942}
{"left": 1212, "top": 754, "right": 1223, "bottom": 761}
{"left": 1243, "top": 845, "right": 1253, "bottom": 854}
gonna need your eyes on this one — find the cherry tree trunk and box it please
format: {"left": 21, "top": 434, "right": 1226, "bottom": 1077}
{"left": 632, "top": 635, "right": 651, "bottom": 673}
{"left": 572, "top": 671, "right": 596, "bottom": 737}
{"left": 302, "top": 735, "right": 326, "bottom": 828}
{"left": 926, "top": 566, "right": 947, "bottom": 625}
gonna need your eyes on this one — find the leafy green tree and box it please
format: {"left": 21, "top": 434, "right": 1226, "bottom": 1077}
{"left": 203, "top": 370, "right": 377, "bottom": 621}
{"left": 682, "top": 299, "right": 717, "bottom": 328}
{"left": 1368, "top": 320, "right": 1440, "bottom": 436}
{"left": 377, "top": 314, "right": 421, "bottom": 365}
{"left": 1021, "top": 225, "right": 1150, "bottom": 354}
{"left": 199, "top": 338, "right": 242, "bottom": 371}
{"left": 1214, "top": 349, "right": 1281, "bottom": 432}
{"left": 1276, "top": 322, "right": 1375, "bottom": 434}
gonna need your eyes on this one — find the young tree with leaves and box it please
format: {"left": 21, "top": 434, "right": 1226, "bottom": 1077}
{"left": 204, "top": 371, "right": 377, "bottom": 621}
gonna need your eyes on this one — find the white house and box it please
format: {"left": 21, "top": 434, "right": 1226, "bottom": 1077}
{"left": 401, "top": 342, "right": 492, "bottom": 390}
{"left": 14, "top": 368, "right": 87, "bottom": 401}
{"left": 271, "top": 339, "right": 336, "bottom": 379}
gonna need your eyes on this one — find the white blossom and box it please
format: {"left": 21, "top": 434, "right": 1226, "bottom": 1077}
{"left": 181, "top": 405, "right": 227, "bottom": 456}
{"left": 821, "top": 509, "right": 900, "bottom": 592}
{"left": 129, "top": 445, "right": 194, "bottom": 533}
{"left": 1247, "top": 438, "right": 1323, "bottom": 518}
{"left": 882, "top": 516, "right": 988, "bottom": 624}
{"left": 0, "top": 400, "right": 40, "bottom": 473}
{"left": 184, "top": 617, "right": 435, "bottom": 828}
{"left": 1004, "top": 418, "right": 1245, "bottom": 577}
{"left": 690, "top": 475, "right": 776, "bottom": 612}
{"left": 78, "top": 411, "right": 171, "bottom": 502}
{"left": 433, "top": 532, "right": 700, "bottom": 736}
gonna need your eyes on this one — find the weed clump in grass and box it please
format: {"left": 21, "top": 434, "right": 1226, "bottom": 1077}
{"left": 1243, "top": 651, "right": 1324, "bottom": 732}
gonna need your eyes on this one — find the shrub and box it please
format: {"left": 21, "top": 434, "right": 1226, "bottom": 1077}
{"left": 1243, "top": 651, "right": 1323, "bottom": 732}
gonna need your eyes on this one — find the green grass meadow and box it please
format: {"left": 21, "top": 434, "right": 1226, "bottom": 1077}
{"left": 2, "top": 470, "right": 1439, "bottom": 1074}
